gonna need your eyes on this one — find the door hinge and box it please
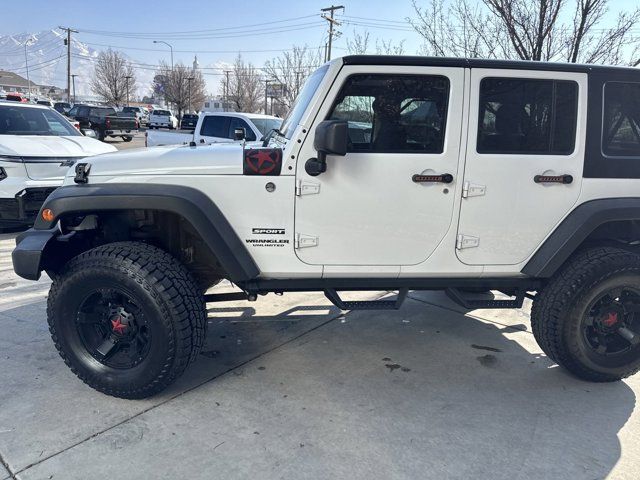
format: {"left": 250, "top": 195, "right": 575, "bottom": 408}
{"left": 295, "top": 233, "right": 319, "bottom": 249}
{"left": 462, "top": 181, "right": 486, "bottom": 198}
{"left": 296, "top": 180, "right": 321, "bottom": 196}
{"left": 456, "top": 234, "right": 479, "bottom": 250}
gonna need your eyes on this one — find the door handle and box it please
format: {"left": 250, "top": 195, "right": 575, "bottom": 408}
{"left": 534, "top": 174, "right": 573, "bottom": 184}
{"left": 412, "top": 173, "right": 453, "bottom": 184}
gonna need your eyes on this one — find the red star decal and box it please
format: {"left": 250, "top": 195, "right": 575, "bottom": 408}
{"left": 603, "top": 312, "right": 618, "bottom": 327}
{"left": 111, "top": 316, "right": 127, "bottom": 335}
{"left": 248, "top": 150, "right": 277, "bottom": 174}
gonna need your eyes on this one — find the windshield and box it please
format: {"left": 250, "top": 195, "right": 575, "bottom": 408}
{"left": 249, "top": 117, "right": 282, "bottom": 136}
{"left": 280, "top": 64, "right": 329, "bottom": 139}
{"left": 0, "top": 105, "right": 80, "bottom": 136}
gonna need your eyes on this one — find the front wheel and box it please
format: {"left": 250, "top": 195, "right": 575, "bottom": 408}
{"left": 531, "top": 246, "right": 640, "bottom": 382}
{"left": 47, "top": 242, "right": 206, "bottom": 398}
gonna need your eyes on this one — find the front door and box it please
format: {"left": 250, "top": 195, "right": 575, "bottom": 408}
{"left": 456, "top": 69, "right": 587, "bottom": 265}
{"left": 294, "top": 65, "right": 465, "bottom": 266}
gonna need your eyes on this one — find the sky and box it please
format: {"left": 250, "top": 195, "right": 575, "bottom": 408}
{"left": 1, "top": 0, "right": 638, "bottom": 95}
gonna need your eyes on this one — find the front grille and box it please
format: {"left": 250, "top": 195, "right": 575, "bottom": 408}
{"left": 22, "top": 187, "right": 57, "bottom": 203}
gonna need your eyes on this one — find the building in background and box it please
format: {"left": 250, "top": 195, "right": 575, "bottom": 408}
{"left": 0, "top": 70, "right": 43, "bottom": 97}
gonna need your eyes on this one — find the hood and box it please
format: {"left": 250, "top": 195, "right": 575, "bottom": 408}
{"left": 0, "top": 135, "right": 117, "bottom": 158}
{"left": 0, "top": 135, "right": 117, "bottom": 181}
{"left": 68, "top": 142, "right": 244, "bottom": 181}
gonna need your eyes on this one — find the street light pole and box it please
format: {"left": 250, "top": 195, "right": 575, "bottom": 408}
{"left": 187, "top": 77, "right": 194, "bottom": 113}
{"left": 124, "top": 75, "right": 132, "bottom": 106}
{"left": 71, "top": 74, "right": 77, "bottom": 104}
{"left": 153, "top": 40, "right": 173, "bottom": 70}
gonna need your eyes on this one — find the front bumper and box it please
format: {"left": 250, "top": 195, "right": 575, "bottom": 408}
{"left": 0, "top": 187, "right": 57, "bottom": 226}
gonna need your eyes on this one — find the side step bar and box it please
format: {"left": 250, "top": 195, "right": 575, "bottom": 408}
{"left": 445, "top": 288, "right": 525, "bottom": 309}
{"left": 324, "top": 288, "right": 408, "bottom": 311}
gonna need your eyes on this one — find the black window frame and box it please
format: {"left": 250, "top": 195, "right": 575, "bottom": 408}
{"left": 326, "top": 73, "right": 451, "bottom": 154}
{"left": 476, "top": 77, "right": 579, "bottom": 156}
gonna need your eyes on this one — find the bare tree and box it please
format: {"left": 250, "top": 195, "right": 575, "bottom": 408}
{"left": 91, "top": 49, "right": 136, "bottom": 106}
{"left": 263, "top": 45, "right": 324, "bottom": 112}
{"left": 409, "top": 0, "right": 640, "bottom": 65}
{"left": 154, "top": 61, "right": 207, "bottom": 118}
{"left": 347, "top": 31, "right": 406, "bottom": 55}
{"left": 223, "top": 54, "right": 263, "bottom": 113}
{"left": 347, "top": 31, "right": 371, "bottom": 54}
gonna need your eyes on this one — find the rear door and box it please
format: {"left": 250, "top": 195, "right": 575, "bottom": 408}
{"left": 456, "top": 69, "right": 587, "bottom": 265}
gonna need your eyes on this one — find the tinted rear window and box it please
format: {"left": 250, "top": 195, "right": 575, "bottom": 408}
{"left": 602, "top": 81, "right": 640, "bottom": 157}
{"left": 200, "top": 116, "right": 230, "bottom": 137}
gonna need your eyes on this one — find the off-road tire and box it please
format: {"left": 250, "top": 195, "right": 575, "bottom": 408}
{"left": 531, "top": 246, "right": 640, "bottom": 382}
{"left": 47, "top": 241, "right": 206, "bottom": 398}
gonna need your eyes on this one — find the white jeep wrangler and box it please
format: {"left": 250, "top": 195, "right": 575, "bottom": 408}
{"left": 12, "top": 55, "right": 640, "bottom": 398}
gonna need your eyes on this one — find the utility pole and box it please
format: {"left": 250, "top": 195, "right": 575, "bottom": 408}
{"left": 71, "top": 74, "right": 78, "bottom": 104}
{"left": 24, "top": 38, "right": 34, "bottom": 100}
{"left": 59, "top": 26, "right": 78, "bottom": 103}
{"left": 321, "top": 5, "right": 344, "bottom": 62}
{"left": 264, "top": 79, "right": 270, "bottom": 115}
{"left": 124, "top": 75, "right": 132, "bottom": 106}
{"left": 187, "top": 77, "right": 194, "bottom": 113}
{"left": 223, "top": 70, "right": 231, "bottom": 112}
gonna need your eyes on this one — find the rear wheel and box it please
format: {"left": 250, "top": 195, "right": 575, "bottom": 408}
{"left": 123, "top": 136, "right": 133, "bottom": 142}
{"left": 47, "top": 242, "right": 206, "bottom": 398}
{"left": 531, "top": 246, "right": 640, "bottom": 382}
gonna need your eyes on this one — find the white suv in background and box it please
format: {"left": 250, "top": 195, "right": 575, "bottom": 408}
{"left": 148, "top": 109, "right": 178, "bottom": 129}
{"left": 0, "top": 102, "right": 116, "bottom": 230}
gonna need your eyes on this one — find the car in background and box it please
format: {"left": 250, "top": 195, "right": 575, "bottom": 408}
{"left": 148, "top": 109, "right": 178, "bottom": 129}
{"left": 36, "top": 99, "right": 54, "bottom": 107}
{"left": 69, "top": 105, "right": 138, "bottom": 142}
{"left": 0, "top": 102, "right": 116, "bottom": 230}
{"left": 5, "top": 93, "right": 27, "bottom": 103}
{"left": 146, "top": 112, "right": 281, "bottom": 147}
{"left": 121, "top": 106, "right": 149, "bottom": 126}
{"left": 180, "top": 113, "right": 199, "bottom": 130}
{"left": 53, "top": 102, "right": 71, "bottom": 114}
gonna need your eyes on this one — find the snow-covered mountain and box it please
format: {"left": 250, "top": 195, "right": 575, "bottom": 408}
{"left": 0, "top": 30, "right": 152, "bottom": 99}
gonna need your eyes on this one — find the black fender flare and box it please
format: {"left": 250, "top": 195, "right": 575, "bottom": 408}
{"left": 522, "top": 198, "right": 640, "bottom": 278}
{"left": 26, "top": 183, "right": 259, "bottom": 282}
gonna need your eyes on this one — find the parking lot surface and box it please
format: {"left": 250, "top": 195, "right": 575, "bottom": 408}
{"left": 1, "top": 230, "right": 639, "bottom": 479}
{"left": 108, "top": 130, "right": 146, "bottom": 150}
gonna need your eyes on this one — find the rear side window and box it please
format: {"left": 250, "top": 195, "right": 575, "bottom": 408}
{"left": 200, "top": 116, "right": 230, "bottom": 138}
{"left": 477, "top": 78, "right": 578, "bottom": 155}
{"left": 602, "top": 82, "right": 640, "bottom": 157}
{"left": 229, "top": 117, "right": 256, "bottom": 141}
{"left": 328, "top": 74, "right": 450, "bottom": 153}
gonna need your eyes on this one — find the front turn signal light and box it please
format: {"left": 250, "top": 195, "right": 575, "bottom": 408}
{"left": 41, "top": 209, "right": 55, "bottom": 222}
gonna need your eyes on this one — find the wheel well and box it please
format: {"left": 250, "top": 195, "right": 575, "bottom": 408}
{"left": 581, "top": 220, "right": 640, "bottom": 248}
{"left": 47, "top": 209, "right": 225, "bottom": 290}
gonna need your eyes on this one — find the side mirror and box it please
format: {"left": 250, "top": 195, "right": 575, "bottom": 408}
{"left": 81, "top": 129, "right": 96, "bottom": 138}
{"left": 234, "top": 127, "right": 246, "bottom": 141}
{"left": 305, "top": 120, "right": 348, "bottom": 176}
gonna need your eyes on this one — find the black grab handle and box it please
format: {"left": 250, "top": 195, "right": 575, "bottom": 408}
{"left": 412, "top": 173, "right": 454, "bottom": 184}
{"left": 534, "top": 174, "right": 573, "bottom": 184}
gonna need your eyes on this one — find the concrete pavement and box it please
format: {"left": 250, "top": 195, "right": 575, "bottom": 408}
{"left": 1, "top": 231, "right": 639, "bottom": 479}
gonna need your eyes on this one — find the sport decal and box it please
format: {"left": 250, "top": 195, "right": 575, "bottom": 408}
{"left": 243, "top": 148, "right": 283, "bottom": 176}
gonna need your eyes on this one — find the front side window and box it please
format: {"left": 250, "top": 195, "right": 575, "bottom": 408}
{"left": 200, "top": 116, "right": 230, "bottom": 137}
{"left": 477, "top": 78, "right": 578, "bottom": 155}
{"left": 328, "top": 74, "right": 450, "bottom": 153}
{"left": 603, "top": 82, "right": 640, "bottom": 157}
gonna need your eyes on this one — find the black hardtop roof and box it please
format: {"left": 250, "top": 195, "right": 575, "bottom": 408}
{"left": 341, "top": 55, "right": 639, "bottom": 75}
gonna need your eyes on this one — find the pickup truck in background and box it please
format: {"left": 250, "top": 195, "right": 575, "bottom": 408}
{"left": 148, "top": 109, "right": 178, "bottom": 129}
{"left": 69, "top": 105, "right": 138, "bottom": 142}
{"left": 145, "top": 112, "right": 282, "bottom": 147}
